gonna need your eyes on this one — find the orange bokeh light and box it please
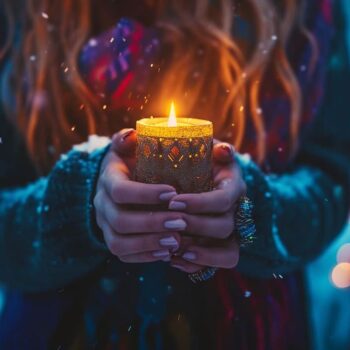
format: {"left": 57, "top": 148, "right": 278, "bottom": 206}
{"left": 331, "top": 262, "right": 350, "bottom": 289}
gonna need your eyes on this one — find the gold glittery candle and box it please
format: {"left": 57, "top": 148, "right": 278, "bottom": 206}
{"left": 135, "top": 103, "right": 213, "bottom": 193}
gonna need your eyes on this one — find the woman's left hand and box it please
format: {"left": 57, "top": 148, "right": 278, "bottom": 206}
{"left": 169, "top": 142, "right": 246, "bottom": 273}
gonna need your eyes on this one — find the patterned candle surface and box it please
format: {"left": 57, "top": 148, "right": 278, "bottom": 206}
{"left": 135, "top": 117, "right": 213, "bottom": 193}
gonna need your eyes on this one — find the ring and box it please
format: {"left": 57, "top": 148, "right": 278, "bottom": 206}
{"left": 188, "top": 267, "right": 218, "bottom": 283}
{"left": 235, "top": 196, "right": 256, "bottom": 246}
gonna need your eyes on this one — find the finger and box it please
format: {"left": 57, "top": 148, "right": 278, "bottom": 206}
{"left": 119, "top": 250, "right": 172, "bottom": 263}
{"left": 102, "top": 197, "right": 187, "bottom": 234}
{"left": 105, "top": 231, "right": 180, "bottom": 256}
{"left": 111, "top": 129, "right": 137, "bottom": 156}
{"left": 169, "top": 189, "right": 234, "bottom": 214}
{"left": 212, "top": 142, "right": 235, "bottom": 165}
{"left": 170, "top": 256, "right": 204, "bottom": 273}
{"left": 179, "top": 240, "right": 239, "bottom": 269}
{"left": 102, "top": 171, "right": 177, "bottom": 205}
{"left": 184, "top": 212, "right": 234, "bottom": 239}
{"left": 169, "top": 177, "right": 244, "bottom": 214}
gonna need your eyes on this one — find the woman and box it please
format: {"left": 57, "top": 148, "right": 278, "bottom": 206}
{"left": 0, "top": 0, "right": 349, "bottom": 349}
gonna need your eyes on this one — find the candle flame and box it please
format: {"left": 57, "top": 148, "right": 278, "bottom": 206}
{"left": 168, "top": 101, "right": 177, "bottom": 127}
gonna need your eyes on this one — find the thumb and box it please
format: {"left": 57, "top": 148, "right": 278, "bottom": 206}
{"left": 213, "top": 142, "right": 235, "bottom": 165}
{"left": 110, "top": 129, "right": 137, "bottom": 156}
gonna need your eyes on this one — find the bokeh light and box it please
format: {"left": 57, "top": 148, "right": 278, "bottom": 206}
{"left": 337, "top": 243, "right": 350, "bottom": 263}
{"left": 331, "top": 263, "right": 350, "bottom": 289}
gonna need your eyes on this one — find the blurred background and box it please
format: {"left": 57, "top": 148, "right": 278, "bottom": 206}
{"left": 0, "top": 1, "right": 349, "bottom": 349}
{"left": 307, "top": 222, "right": 350, "bottom": 350}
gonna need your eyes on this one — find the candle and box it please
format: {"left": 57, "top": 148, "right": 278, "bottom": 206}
{"left": 135, "top": 102, "right": 213, "bottom": 193}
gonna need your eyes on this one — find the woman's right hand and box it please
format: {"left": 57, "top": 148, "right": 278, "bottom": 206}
{"left": 94, "top": 129, "right": 181, "bottom": 263}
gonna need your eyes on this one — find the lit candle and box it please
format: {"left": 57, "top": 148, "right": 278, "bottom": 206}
{"left": 135, "top": 102, "right": 213, "bottom": 193}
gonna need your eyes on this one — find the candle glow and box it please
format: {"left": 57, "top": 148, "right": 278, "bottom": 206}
{"left": 168, "top": 101, "right": 177, "bottom": 127}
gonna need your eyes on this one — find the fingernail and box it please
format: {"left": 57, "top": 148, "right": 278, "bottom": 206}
{"left": 121, "top": 129, "right": 134, "bottom": 142}
{"left": 169, "top": 201, "right": 187, "bottom": 211}
{"left": 171, "top": 264, "right": 187, "bottom": 272}
{"left": 164, "top": 219, "right": 187, "bottom": 230}
{"left": 159, "top": 191, "right": 177, "bottom": 202}
{"left": 160, "top": 236, "right": 179, "bottom": 249}
{"left": 153, "top": 250, "right": 170, "bottom": 258}
{"left": 221, "top": 144, "right": 234, "bottom": 157}
{"left": 182, "top": 252, "right": 197, "bottom": 261}
{"left": 162, "top": 256, "right": 171, "bottom": 262}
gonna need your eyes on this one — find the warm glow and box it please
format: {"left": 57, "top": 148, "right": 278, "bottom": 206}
{"left": 331, "top": 263, "right": 350, "bottom": 289}
{"left": 168, "top": 101, "right": 177, "bottom": 127}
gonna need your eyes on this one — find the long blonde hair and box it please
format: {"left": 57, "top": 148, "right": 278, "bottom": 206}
{"left": 1, "top": 0, "right": 317, "bottom": 173}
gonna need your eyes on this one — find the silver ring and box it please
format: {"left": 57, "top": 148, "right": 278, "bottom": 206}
{"left": 188, "top": 267, "right": 218, "bottom": 283}
{"left": 235, "top": 196, "right": 256, "bottom": 246}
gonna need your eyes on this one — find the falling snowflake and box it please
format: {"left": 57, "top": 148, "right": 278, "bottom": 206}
{"left": 88, "top": 38, "right": 98, "bottom": 47}
{"left": 244, "top": 290, "right": 252, "bottom": 298}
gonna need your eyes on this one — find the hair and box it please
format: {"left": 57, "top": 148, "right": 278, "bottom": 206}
{"left": 1, "top": 0, "right": 317, "bottom": 173}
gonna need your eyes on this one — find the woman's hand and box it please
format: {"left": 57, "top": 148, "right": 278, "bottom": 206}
{"left": 94, "top": 129, "right": 183, "bottom": 263}
{"left": 169, "top": 143, "right": 246, "bottom": 273}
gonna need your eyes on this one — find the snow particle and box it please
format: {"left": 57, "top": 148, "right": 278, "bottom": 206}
{"left": 244, "top": 290, "right": 252, "bottom": 298}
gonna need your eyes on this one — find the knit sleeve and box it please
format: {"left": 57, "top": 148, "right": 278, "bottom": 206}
{"left": 236, "top": 8, "right": 350, "bottom": 277}
{"left": 0, "top": 142, "right": 110, "bottom": 292}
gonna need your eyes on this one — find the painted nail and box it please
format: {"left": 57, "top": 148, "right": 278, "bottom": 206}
{"left": 159, "top": 191, "right": 177, "bottom": 202}
{"left": 153, "top": 250, "right": 170, "bottom": 258}
{"left": 162, "top": 256, "right": 171, "bottom": 262}
{"left": 171, "top": 264, "right": 187, "bottom": 272}
{"left": 121, "top": 129, "right": 134, "bottom": 142}
{"left": 164, "top": 219, "right": 187, "bottom": 230}
{"left": 159, "top": 236, "right": 179, "bottom": 248}
{"left": 182, "top": 252, "right": 197, "bottom": 261}
{"left": 221, "top": 144, "right": 234, "bottom": 157}
{"left": 169, "top": 201, "right": 187, "bottom": 211}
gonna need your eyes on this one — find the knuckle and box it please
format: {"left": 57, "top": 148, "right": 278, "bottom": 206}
{"left": 107, "top": 238, "right": 121, "bottom": 256}
{"left": 111, "top": 182, "right": 124, "bottom": 204}
{"left": 221, "top": 192, "right": 233, "bottom": 212}
{"left": 96, "top": 214, "right": 103, "bottom": 230}
{"left": 227, "top": 251, "right": 239, "bottom": 268}
{"left": 221, "top": 215, "right": 234, "bottom": 238}
{"left": 239, "top": 179, "right": 247, "bottom": 195}
{"left": 217, "top": 230, "right": 229, "bottom": 239}
{"left": 118, "top": 255, "right": 128, "bottom": 263}
{"left": 113, "top": 217, "right": 126, "bottom": 233}
{"left": 183, "top": 213, "right": 196, "bottom": 229}
{"left": 93, "top": 191, "right": 102, "bottom": 210}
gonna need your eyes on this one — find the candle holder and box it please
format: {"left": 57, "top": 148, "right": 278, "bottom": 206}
{"left": 135, "top": 118, "right": 213, "bottom": 193}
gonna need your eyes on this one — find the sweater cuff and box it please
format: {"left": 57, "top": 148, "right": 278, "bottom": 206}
{"left": 47, "top": 143, "right": 111, "bottom": 256}
{"left": 233, "top": 153, "right": 294, "bottom": 277}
